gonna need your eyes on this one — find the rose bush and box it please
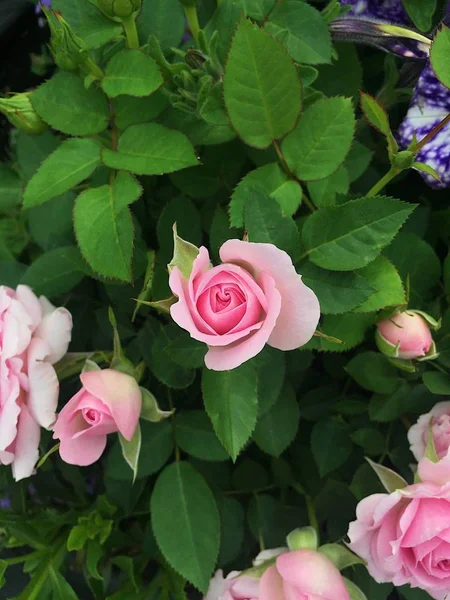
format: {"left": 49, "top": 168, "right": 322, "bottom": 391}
{"left": 0, "top": 0, "right": 450, "bottom": 597}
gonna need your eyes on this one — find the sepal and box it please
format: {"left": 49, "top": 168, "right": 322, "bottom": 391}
{"left": 287, "top": 527, "right": 318, "bottom": 552}
{"left": 318, "top": 544, "right": 365, "bottom": 570}
{"left": 167, "top": 224, "right": 200, "bottom": 279}
{"left": 366, "top": 457, "right": 408, "bottom": 493}
{"left": 140, "top": 387, "right": 174, "bottom": 422}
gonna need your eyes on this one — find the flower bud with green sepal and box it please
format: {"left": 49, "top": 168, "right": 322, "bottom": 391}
{"left": 376, "top": 309, "right": 440, "bottom": 363}
{"left": 0, "top": 93, "right": 48, "bottom": 135}
{"left": 41, "top": 7, "right": 88, "bottom": 72}
{"left": 392, "top": 150, "right": 415, "bottom": 171}
{"left": 97, "top": 0, "right": 141, "bottom": 19}
{"left": 287, "top": 527, "right": 318, "bottom": 552}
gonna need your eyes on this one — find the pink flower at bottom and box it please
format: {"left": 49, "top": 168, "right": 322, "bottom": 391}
{"left": 260, "top": 549, "right": 350, "bottom": 600}
{"left": 204, "top": 570, "right": 260, "bottom": 600}
{"left": 347, "top": 458, "right": 450, "bottom": 600}
{"left": 53, "top": 369, "right": 142, "bottom": 466}
{"left": 169, "top": 240, "right": 320, "bottom": 371}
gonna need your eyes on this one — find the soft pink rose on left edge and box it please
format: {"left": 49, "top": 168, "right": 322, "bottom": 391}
{"left": 347, "top": 458, "right": 450, "bottom": 600}
{"left": 169, "top": 240, "right": 320, "bottom": 371}
{"left": 0, "top": 285, "right": 72, "bottom": 481}
{"left": 53, "top": 369, "right": 142, "bottom": 466}
{"left": 408, "top": 401, "right": 450, "bottom": 461}
{"left": 204, "top": 569, "right": 260, "bottom": 600}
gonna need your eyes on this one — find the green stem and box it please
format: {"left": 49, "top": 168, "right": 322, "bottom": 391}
{"left": 185, "top": 4, "right": 200, "bottom": 46}
{"left": 217, "top": 0, "right": 224, "bottom": 5}
{"left": 292, "top": 483, "right": 319, "bottom": 534}
{"left": 122, "top": 14, "right": 140, "bottom": 49}
{"left": 367, "top": 166, "right": 400, "bottom": 197}
{"left": 85, "top": 57, "right": 104, "bottom": 80}
{"left": 3, "top": 551, "right": 42, "bottom": 566}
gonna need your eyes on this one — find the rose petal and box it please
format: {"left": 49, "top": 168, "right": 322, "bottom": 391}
{"left": 80, "top": 369, "right": 141, "bottom": 441}
{"left": 276, "top": 550, "right": 350, "bottom": 599}
{"left": 34, "top": 298, "right": 73, "bottom": 364}
{"left": 204, "top": 271, "right": 281, "bottom": 371}
{"left": 27, "top": 337, "right": 59, "bottom": 429}
{"left": 220, "top": 240, "right": 320, "bottom": 350}
{"left": 260, "top": 565, "right": 285, "bottom": 600}
{"left": 11, "top": 405, "right": 40, "bottom": 482}
{"left": 15, "top": 285, "right": 42, "bottom": 332}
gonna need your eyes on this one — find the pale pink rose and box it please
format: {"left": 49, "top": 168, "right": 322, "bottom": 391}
{"left": 347, "top": 462, "right": 450, "bottom": 600}
{"left": 204, "top": 569, "right": 260, "bottom": 600}
{"left": 53, "top": 369, "right": 142, "bottom": 466}
{"left": 376, "top": 311, "right": 433, "bottom": 359}
{"left": 408, "top": 402, "right": 450, "bottom": 461}
{"left": 169, "top": 240, "right": 320, "bottom": 371}
{"left": 259, "top": 549, "right": 350, "bottom": 600}
{"left": 0, "top": 285, "right": 72, "bottom": 481}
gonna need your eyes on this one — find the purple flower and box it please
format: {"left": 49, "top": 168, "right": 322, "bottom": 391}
{"left": 0, "top": 497, "right": 11, "bottom": 509}
{"left": 341, "top": 0, "right": 409, "bottom": 24}
{"left": 35, "top": 0, "right": 52, "bottom": 14}
{"left": 398, "top": 63, "right": 450, "bottom": 188}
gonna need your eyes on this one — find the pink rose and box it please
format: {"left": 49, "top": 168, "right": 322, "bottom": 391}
{"left": 347, "top": 459, "right": 450, "bottom": 600}
{"left": 204, "top": 570, "right": 259, "bottom": 600}
{"left": 169, "top": 240, "right": 320, "bottom": 371}
{"left": 53, "top": 369, "right": 142, "bottom": 466}
{"left": 376, "top": 310, "right": 433, "bottom": 360}
{"left": 408, "top": 401, "right": 450, "bottom": 461}
{"left": 0, "top": 285, "right": 72, "bottom": 481}
{"left": 260, "top": 549, "right": 350, "bottom": 600}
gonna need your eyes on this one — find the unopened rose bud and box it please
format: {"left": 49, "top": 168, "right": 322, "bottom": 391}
{"left": 376, "top": 310, "right": 435, "bottom": 360}
{"left": 0, "top": 93, "right": 47, "bottom": 135}
{"left": 42, "top": 7, "right": 87, "bottom": 71}
{"left": 97, "top": 0, "right": 141, "bottom": 18}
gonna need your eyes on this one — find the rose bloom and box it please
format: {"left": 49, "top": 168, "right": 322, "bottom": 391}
{"left": 169, "top": 240, "right": 320, "bottom": 371}
{"left": 205, "top": 570, "right": 260, "bottom": 600}
{"left": 0, "top": 285, "right": 72, "bottom": 481}
{"left": 376, "top": 311, "right": 433, "bottom": 360}
{"left": 260, "top": 549, "right": 350, "bottom": 600}
{"left": 347, "top": 456, "right": 450, "bottom": 600}
{"left": 53, "top": 369, "right": 142, "bottom": 466}
{"left": 408, "top": 401, "right": 450, "bottom": 461}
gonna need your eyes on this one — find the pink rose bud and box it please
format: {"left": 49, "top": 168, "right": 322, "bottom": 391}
{"left": 376, "top": 310, "right": 434, "bottom": 360}
{"left": 169, "top": 240, "right": 320, "bottom": 371}
{"left": 0, "top": 285, "right": 72, "bottom": 481}
{"left": 348, "top": 463, "right": 450, "bottom": 598}
{"left": 204, "top": 569, "right": 260, "bottom": 600}
{"left": 408, "top": 401, "right": 450, "bottom": 461}
{"left": 260, "top": 549, "right": 350, "bottom": 600}
{"left": 53, "top": 369, "right": 141, "bottom": 466}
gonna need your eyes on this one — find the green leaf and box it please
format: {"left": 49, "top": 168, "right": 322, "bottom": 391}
{"left": 102, "top": 123, "right": 199, "bottom": 175}
{"left": 346, "top": 352, "right": 402, "bottom": 394}
{"left": 23, "top": 138, "right": 101, "bottom": 208}
{"left": 254, "top": 346, "right": 286, "bottom": 415}
{"left": 366, "top": 457, "right": 408, "bottom": 493}
{"left": 351, "top": 428, "right": 385, "bottom": 456}
{"left": 111, "top": 556, "right": 139, "bottom": 592}
{"left": 0, "top": 261, "right": 26, "bottom": 287}
{"left": 369, "top": 382, "right": 411, "bottom": 422}
{"left": 175, "top": 411, "right": 229, "bottom": 462}
{"left": 431, "top": 26, "right": 450, "bottom": 88}
{"left": 113, "top": 91, "right": 168, "bottom": 130}
{"left": 106, "top": 421, "right": 173, "bottom": 481}
{"left": 345, "top": 142, "right": 374, "bottom": 183}
{"left": 307, "top": 166, "right": 349, "bottom": 207}
{"left": 21, "top": 246, "right": 87, "bottom": 297}
{"left": 28, "top": 192, "right": 74, "bottom": 251}
{"left": 202, "top": 363, "right": 258, "bottom": 461}
{"left": 67, "top": 524, "right": 89, "bottom": 551}
{"left": 102, "top": 49, "right": 163, "bottom": 98}
{"left": 360, "top": 92, "right": 398, "bottom": 158}
{"left": 217, "top": 497, "right": 245, "bottom": 565}
{"left": 283, "top": 97, "right": 355, "bottom": 181}
{"left": 16, "top": 130, "right": 60, "bottom": 181}
{"left": 0, "top": 164, "right": 21, "bottom": 211}
{"left": 423, "top": 371, "right": 450, "bottom": 395}
{"left": 119, "top": 424, "right": 141, "bottom": 483}
{"left": 86, "top": 540, "right": 103, "bottom": 581}
{"left": 315, "top": 313, "right": 373, "bottom": 352}
{"left": 354, "top": 256, "right": 406, "bottom": 313}
{"left": 402, "top": 0, "right": 436, "bottom": 31}
{"left": 137, "top": 0, "right": 185, "bottom": 52}
{"left": 223, "top": 18, "right": 302, "bottom": 149}
{"left": 49, "top": 567, "right": 78, "bottom": 600}
{"left": 253, "top": 383, "right": 300, "bottom": 457}
{"left": 230, "top": 163, "right": 302, "bottom": 228}
{"left": 384, "top": 233, "right": 440, "bottom": 305}
{"left": 311, "top": 419, "right": 352, "bottom": 476}
{"left": 31, "top": 72, "right": 109, "bottom": 136}
{"left": 300, "top": 261, "right": 375, "bottom": 315}
{"left": 74, "top": 171, "right": 142, "bottom": 281}
{"left": 164, "top": 330, "right": 207, "bottom": 369}
{"left": 147, "top": 324, "right": 196, "bottom": 389}
{"left": 264, "top": 1, "right": 332, "bottom": 64}
{"left": 52, "top": 0, "right": 122, "bottom": 48}
{"left": 151, "top": 461, "right": 220, "bottom": 593}
{"left": 302, "top": 196, "right": 415, "bottom": 271}
{"left": 210, "top": 206, "right": 240, "bottom": 259}
{"left": 244, "top": 185, "right": 300, "bottom": 258}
